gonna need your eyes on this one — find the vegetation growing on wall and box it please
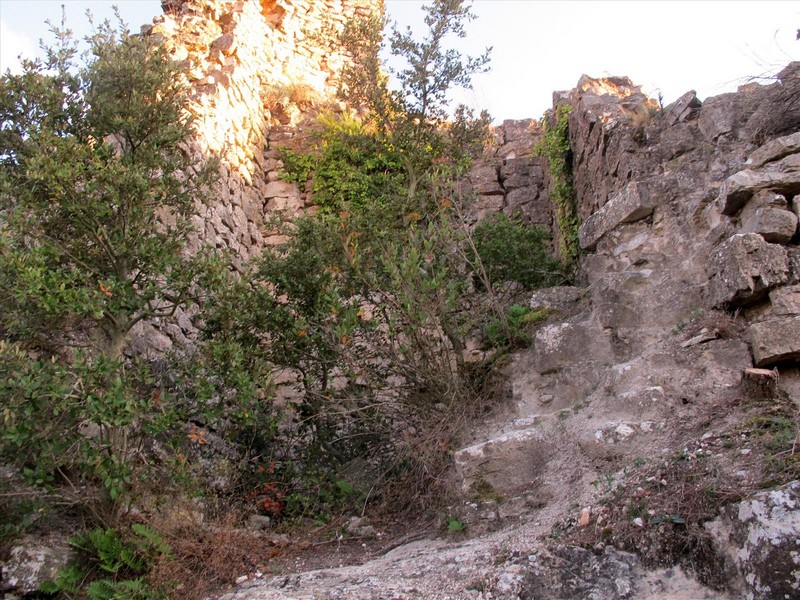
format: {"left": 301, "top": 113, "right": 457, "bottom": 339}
{"left": 535, "top": 103, "right": 580, "bottom": 266}
{"left": 0, "top": 4, "right": 567, "bottom": 595}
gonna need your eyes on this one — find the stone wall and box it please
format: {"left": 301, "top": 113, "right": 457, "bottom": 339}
{"left": 144, "top": 0, "right": 380, "bottom": 261}
{"left": 128, "top": 0, "right": 380, "bottom": 354}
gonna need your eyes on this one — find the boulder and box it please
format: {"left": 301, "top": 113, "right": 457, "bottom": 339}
{"left": 533, "top": 320, "right": 614, "bottom": 374}
{"left": 469, "top": 162, "right": 503, "bottom": 196}
{"left": 706, "top": 481, "right": 800, "bottom": 600}
{"left": 666, "top": 90, "right": 702, "bottom": 125}
{"left": 707, "top": 233, "right": 788, "bottom": 308}
{"left": 578, "top": 181, "right": 656, "bottom": 250}
{"left": 453, "top": 427, "right": 550, "bottom": 494}
{"left": 1, "top": 539, "right": 75, "bottom": 594}
{"left": 741, "top": 206, "right": 798, "bottom": 243}
{"left": 718, "top": 153, "right": 800, "bottom": 216}
{"left": 529, "top": 286, "right": 584, "bottom": 313}
{"left": 746, "top": 131, "right": 800, "bottom": 168}
{"left": 769, "top": 284, "right": 800, "bottom": 315}
{"left": 748, "top": 317, "right": 800, "bottom": 366}
{"left": 500, "top": 157, "right": 534, "bottom": 190}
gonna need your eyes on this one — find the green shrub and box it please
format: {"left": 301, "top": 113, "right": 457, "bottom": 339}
{"left": 471, "top": 213, "right": 563, "bottom": 289}
{"left": 278, "top": 114, "right": 406, "bottom": 214}
{"left": 41, "top": 524, "right": 170, "bottom": 599}
{"left": 484, "top": 305, "right": 550, "bottom": 348}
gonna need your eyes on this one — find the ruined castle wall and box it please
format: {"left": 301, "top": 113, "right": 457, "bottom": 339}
{"left": 130, "top": 0, "right": 380, "bottom": 355}
{"left": 144, "top": 0, "right": 380, "bottom": 261}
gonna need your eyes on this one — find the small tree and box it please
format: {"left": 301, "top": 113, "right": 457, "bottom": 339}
{"left": 0, "top": 16, "right": 215, "bottom": 521}
{"left": 339, "top": 0, "right": 491, "bottom": 205}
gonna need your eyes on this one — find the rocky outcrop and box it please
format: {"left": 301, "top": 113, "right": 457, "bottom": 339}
{"left": 707, "top": 233, "right": 789, "bottom": 308}
{"left": 207, "top": 62, "right": 800, "bottom": 597}
{"left": 706, "top": 481, "right": 800, "bottom": 600}
{"left": 0, "top": 538, "right": 74, "bottom": 595}
{"left": 578, "top": 181, "right": 655, "bottom": 250}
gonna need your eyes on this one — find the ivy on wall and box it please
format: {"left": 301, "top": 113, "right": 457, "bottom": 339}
{"left": 535, "top": 104, "right": 580, "bottom": 266}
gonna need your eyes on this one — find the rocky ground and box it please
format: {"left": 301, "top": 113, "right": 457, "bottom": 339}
{"left": 210, "top": 64, "right": 800, "bottom": 600}
{"left": 3, "top": 54, "right": 800, "bottom": 600}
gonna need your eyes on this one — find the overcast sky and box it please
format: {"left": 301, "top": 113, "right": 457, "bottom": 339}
{"left": 1, "top": 1, "right": 798, "bottom": 121}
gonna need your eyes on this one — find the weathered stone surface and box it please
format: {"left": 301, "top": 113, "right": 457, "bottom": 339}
{"left": 2, "top": 539, "right": 75, "bottom": 594}
{"left": 706, "top": 481, "right": 800, "bottom": 600}
{"left": 469, "top": 162, "right": 503, "bottom": 195}
{"left": 741, "top": 206, "right": 798, "bottom": 243}
{"left": 500, "top": 157, "right": 534, "bottom": 190}
{"left": 707, "top": 233, "right": 789, "bottom": 308}
{"left": 454, "top": 427, "right": 549, "bottom": 494}
{"left": 210, "top": 33, "right": 236, "bottom": 55}
{"left": 579, "top": 181, "right": 655, "bottom": 250}
{"left": 747, "top": 131, "right": 800, "bottom": 168}
{"left": 533, "top": 320, "right": 614, "bottom": 374}
{"left": 568, "top": 75, "right": 661, "bottom": 223}
{"left": 739, "top": 190, "right": 788, "bottom": 225}
{"left": 769, "top": 284, "right": 800, "bottom": 315}
{"left": 263, "top": 180, "right": 297, "bottom": 198}
{"left": 748, "top": 317, "right": 800, "bottom": 366}
{"left": 666, "top": 90, "right": 702, "bottom": 125}
{"left": 718, "top": 153, "right": 800, "bottom": 215}
{"left": 698, "top": 93, "right": 738, "bottom": 142}
{"left": 529, "top": 286, "right": 584, "bottom": 313}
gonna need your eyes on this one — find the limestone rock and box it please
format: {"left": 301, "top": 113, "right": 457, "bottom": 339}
{"left": 529, "top": 286, "right": 584, "bottom": 313}
{"left": 707, "top": 233, "right": 789, "bottom": 308}
{"left": 453, "top": 427, "right": 549, "bottom": 494}
{"left": 748, "top": 317, "right": 800, "bottom": 366}
{"left": 706, "top": 481, "right": 800, "bottom": 600}
{"left": 769, "top": 284, "right": 800, "bottom": 315}
{"left": 746, "top": 131, "right": 800, "bottom": 168}
{"left": 741, "top": 206, "right": 798, "bottom": 243}
{"left": 665, "top": 90, "right": 702, "bottom": 125}
{"left": 1, "top": 539, "right": 75, "bottom": 594}
{"left": 579, "top": 181, "right": 656, "bottom": 250}
{"left": 469, "top": 162, "right": 503, "bottom": 195}
{"left": 533, "top": 320, "right": 614, "bottom": 374}
{"left": 718, "top": 153, "right": 800, "bottom": 216}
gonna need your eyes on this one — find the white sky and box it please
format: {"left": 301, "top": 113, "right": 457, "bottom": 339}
{"left": 0, "top": 1, "right": 798, "bottom": 121}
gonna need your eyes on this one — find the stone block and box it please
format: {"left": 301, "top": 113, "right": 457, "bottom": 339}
{"left": 748, "top": 317, "right": 800, "bottom": 366}
{"left": 533, "top": 320, "right": 614, "bottom": 374}
{"left": 578, "top": 181, "right": 655, "bottom": 250}
{"left": 500, "top": 157, "right": 534, "bottom": 190}
{"left": 529, "top": 286, "right": 584, "bottom": 313}
{"left": 718, "top": 154, "right": 800, "bottom": 216}
{"left": 665, "top": 90, "right": 702, "bottom": 125}
{"left": 707, "top": 233, "right": 788, "bottom": 308}
{"left": 741, "top": 206, "right": 798, "bottom": 243}
{"left": 746, "top": 130, "right": 800, "bottom": 168}
{"left": 263, "top": 180, "right": 297, "bottom": 198}
{"left": 453, "top": 427, "right": 549, "bottom": 494}
{"left": 769, "top": 285, "right": 800, "bottom": 315}
{"left": 3, "top": 539, "right": 76, "bottom": 594}
{"left": 739, "top": 190, "right": 787, "bottom": 225}
{"left": 469, "top": 163, "right": 503, "bottom": 195}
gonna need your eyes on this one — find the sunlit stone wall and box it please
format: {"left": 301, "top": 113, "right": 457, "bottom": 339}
{"left": 130, "top": 0, "right": 380, "bottom": 355}
{"left": 143, "top": 0, "right": 380, "bottom": 261}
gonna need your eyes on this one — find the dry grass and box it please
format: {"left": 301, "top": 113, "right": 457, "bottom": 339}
{"left": 149, "top": 512, "right": 281, "bottom": 600}
{"left": 560, "top": 385, "right": 799, "bottom": 588}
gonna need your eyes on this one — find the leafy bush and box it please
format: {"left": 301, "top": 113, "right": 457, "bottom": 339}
{"left": 484, "top": 305, "right": 550, "bottom": 349}
{"left": 471, "top": 213, "right": 563, "bottom": 289}
{"left": 279, "top": 114, "right": 406, "bottom": 214}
